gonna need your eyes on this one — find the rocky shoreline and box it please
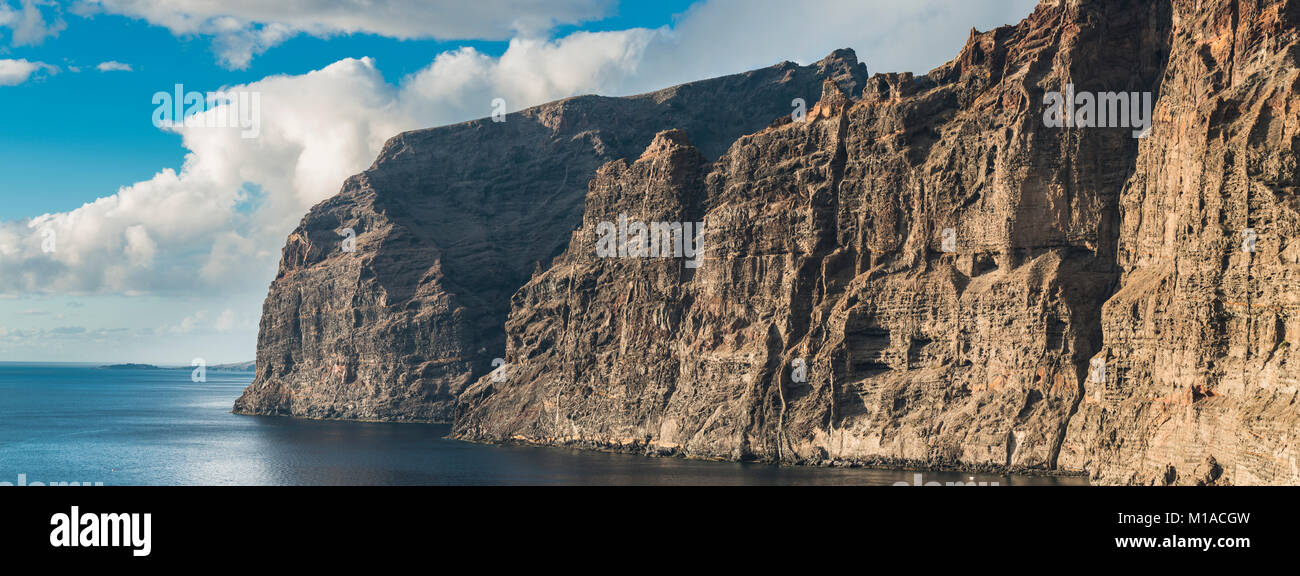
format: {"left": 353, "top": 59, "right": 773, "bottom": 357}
{"left": 238, "top": 0, "right": 1300, "bottom": 485}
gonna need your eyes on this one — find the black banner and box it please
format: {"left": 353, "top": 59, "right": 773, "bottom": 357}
{"left": 2, "top": 487, "right": 1286, "bottom": 565}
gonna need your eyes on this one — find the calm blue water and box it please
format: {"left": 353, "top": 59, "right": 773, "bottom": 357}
{"left": 0, "top": 364, "right": 1086, "bottom": 486}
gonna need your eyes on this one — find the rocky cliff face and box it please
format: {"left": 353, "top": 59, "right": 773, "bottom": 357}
{"left": 240, "top": 0, "right": 1300, "bottom": 484}
{"left": 234, "top": 52, "right": 868, "bottom": 422}
{"left": 451, "top": 0, "right": 1300, "bottom": 484}
{"left": 1061, "top": 0, "right": 1300, "bottom": 485}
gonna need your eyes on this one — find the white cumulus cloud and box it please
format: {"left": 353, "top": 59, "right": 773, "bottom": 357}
{"left": 76, "top": 0, "right": 615, "bottom": 69}
{"left": 0, "top": 0, "right": 1040, "bottom": 296}
{"left": 0, "top": 0, "right": 1039, "bottom": 362}
{"left": 96, "top": 60, "right": 133, "bottom": 72}
{"left": 0, "top": 0, "right": 65, "bottom": 47}
{"left": 0, "top": 27, "right": 661, "bottom": 298}
{"left": 0, "top": 57, "right": 54, "bottom": 85}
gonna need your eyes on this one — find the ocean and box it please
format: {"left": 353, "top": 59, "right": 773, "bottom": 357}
{"left": 0, "top": 364, "right": 1086, "bottom": 486}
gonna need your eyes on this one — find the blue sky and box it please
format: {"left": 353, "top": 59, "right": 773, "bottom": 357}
{"left": 0, "top": 1, "right": 698, "bottom": 221}
{"left": 0, "top": 0, "right": 1037, "bottom": 363}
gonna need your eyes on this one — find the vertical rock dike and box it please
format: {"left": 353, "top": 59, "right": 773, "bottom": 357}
{"left": 244, "top": 0, "right": 1300, "bottom": 484}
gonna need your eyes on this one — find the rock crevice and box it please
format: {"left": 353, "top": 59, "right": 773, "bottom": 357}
{"left": 241, "top": 0, "right": 1300, "bottom": 484}
{"left": 235, "top": 51, "right": 869, "bottom": 422}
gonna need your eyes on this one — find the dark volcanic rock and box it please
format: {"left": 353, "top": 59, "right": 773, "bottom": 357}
{"left": 453, "top": 0, "right": 1300, "bottom": 484}
{"left": 243, "top": 0, "right": 1300, "bottom": 484}
{"left": 234, "top": 52, "right": 869, "bottom": 422}
{"left": 452, "top": 0, "right": 1153, "bottom": 468}
{"left": 1061, "top": 0, "right": 1300, "bottom": 485}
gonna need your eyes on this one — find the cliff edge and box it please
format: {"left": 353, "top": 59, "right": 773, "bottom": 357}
{"left": 234, "top": 51, "right": 868, "bottom": 422}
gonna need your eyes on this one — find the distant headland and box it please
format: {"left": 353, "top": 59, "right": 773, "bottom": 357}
{"left": 98, "top": 362, "right": 254, "bottom": 372}
{"left": 99, "top": 363, "right": 162, "bottom": 370}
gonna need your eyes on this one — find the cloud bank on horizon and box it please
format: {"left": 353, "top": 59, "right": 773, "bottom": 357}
{"left": 76, "top": 0, "right": 616, "bottom": 69}
{"left": 0, "top": 0, "right": 1038, "bottom": 362}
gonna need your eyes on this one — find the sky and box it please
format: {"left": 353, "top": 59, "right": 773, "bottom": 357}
{"left": 0, "top": 0, "right": 1040, "bottom": 364}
